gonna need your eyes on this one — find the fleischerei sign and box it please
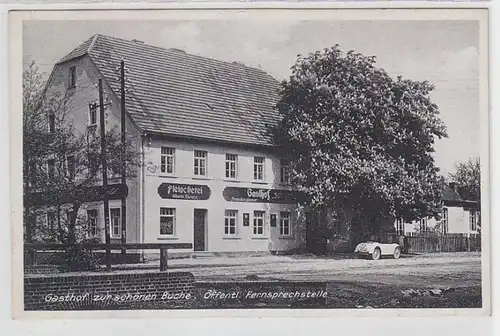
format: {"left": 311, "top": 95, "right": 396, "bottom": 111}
{"left": 223, "top": 187, "right": 298, "bottom": 204}
{"left": 158, "top": 183, "right": 211, "bottom": 200}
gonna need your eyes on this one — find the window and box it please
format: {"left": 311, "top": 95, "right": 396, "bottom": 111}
{"left": 253, "top": 157, "right": 265, "bottom": 181}
{"left": 66, "top": 210, "right": 75, "bottom": 225}
{"left": 225, "top": 154, "right": 237, "bottom": 179}
{"left": 47, "top": 159, "right": 55, "bottom": 179}
{"left": 110, "top": 208, "right": 121, "bottom": 238}
{"left": 224, "top": 210, "right": 238, "bottom": 236}
{"left": 442, "top": 208, "right": 448, "bottom": 234}
{"left": 194, "top": 150, "right": 207, "bottom": 176}
{"left": 87, "top": 209, "right": 98, "bottom": 236}
{"left": 46, "top": 211, "right": 56, "bottom": 231}
{"left": 88, "top": 103, "right": 97, "bottom": 126}
{"left": 279, "top": 211, "right": 291, "bottom": 236}
{"left": 48, "top": 113, "right": 56, "bottom": 133}
{"left": 253, "top": 211, "right": 265, "bottom": 235}
{"left": 160, "top": 147, "right": 175, "bottom": 174}
{"left": 67, "top": 156, "right": 75, "bottom": 179}
{"left": 280, "top": 159, "right": 291, "bottom": 184}
{"left": 28, "top": 161, "right": 37, "bottom": 187}
{"left": 395, "top": 219, "right": 404, "bottom": 236}
{"left": 160, "top": 208, "right": 175, "bottom": 235}
{"left": 469, "top": 210, "right": 478, "bottom": 231}
{"left": 419, "top": 217, "right": 428, "bottom": 233}
{"left": 68, "top": 66, "right": 76, "bottom": 88}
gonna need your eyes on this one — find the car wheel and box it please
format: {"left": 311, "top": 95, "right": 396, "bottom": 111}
{"left": 393, "top": 247, "right": 401, "bottom": 259}
{"left": 371, "top": 248, "right": 381, "bottom": 260}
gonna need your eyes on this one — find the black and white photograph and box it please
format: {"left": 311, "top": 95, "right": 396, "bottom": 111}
{"left": 9, "top": 7, "right": 489, "bottom": 316}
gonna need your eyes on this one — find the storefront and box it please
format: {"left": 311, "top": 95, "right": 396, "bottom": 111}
{"left": 141, "top": 139, "right": 306, "bottom": 254}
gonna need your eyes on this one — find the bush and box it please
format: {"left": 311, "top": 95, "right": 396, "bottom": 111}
{"left": 59, "top": 239, "right": 101, "bottom": 272}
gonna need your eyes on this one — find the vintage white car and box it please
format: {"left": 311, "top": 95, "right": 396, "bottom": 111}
{"left": 354, "top": 241, "right": 402, "bottom": 260}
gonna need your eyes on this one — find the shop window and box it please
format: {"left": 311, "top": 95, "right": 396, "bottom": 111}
{"left": 253, "top": 211, "right": 265, "bottom": 235}
{"left": 161, "top": 147, "right": 175, "bottom": 174}
{"left": 160, "top": 207, "right": 175, "bottom": 235}
{"left": 279, "top": 211, "right": 291, "bottom": 236}
{"left": 224, "top": 210, "right": 238, "bottom": 236}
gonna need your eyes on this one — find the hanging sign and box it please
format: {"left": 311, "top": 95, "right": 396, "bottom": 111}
{"left": 223, "top": 187, "right": 297, "bottom": 204}
{"left": 158, "top": 183, "right": 211, "bottom": 200}
{"left": 26, "top": 184, "right": 128, "bottom": 206}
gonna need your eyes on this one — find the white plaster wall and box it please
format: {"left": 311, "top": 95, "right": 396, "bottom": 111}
{"left": 43, "top": 56, "right": 142, "bottom": 244}
{"left": 142, "top": 138, "right": 305, "bottom": 253}
{"left": 394, "top": 205, "right": 479, "bottom": 235}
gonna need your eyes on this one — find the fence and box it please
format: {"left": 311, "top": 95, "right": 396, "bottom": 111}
{"left": 379, "top": 233, "right": 481, "bottom": 253}
{"left": 24, "top": 243, "right": 193, "bottom": 271}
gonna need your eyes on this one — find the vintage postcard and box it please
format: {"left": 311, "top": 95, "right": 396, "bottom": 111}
{"left": 9, "top": 4, "right": 490, "bottom": 318}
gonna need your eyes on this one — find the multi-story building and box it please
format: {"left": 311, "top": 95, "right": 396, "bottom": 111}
{"left": 38, "top": 34, "right": 305, "bottom": 255}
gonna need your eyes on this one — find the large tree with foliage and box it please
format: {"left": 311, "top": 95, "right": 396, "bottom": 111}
{"left": 275, "top": 46, "right": 448, "bottom": 240}
{"left": 23, "top": 61, "right": 140, "bottom": 245}
{"left": 449, "top": 157, "right": 481, "bottom": 203}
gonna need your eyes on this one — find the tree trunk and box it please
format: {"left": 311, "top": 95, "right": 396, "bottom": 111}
{"left": 68, "top": 202, "right": 81, "bottom": 244}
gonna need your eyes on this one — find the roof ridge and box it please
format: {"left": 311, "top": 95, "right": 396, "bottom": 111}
{"left": 56, "top": 34, "right": 98, "bottom": 64}
{"left": 87, "top": 33, "right": 100, "bottom": 54}
{"left": 95, "top": 34, "right": 276, "bottom": 77}
{"left": 64, "top": 33, "right": 281, "bottom": 147}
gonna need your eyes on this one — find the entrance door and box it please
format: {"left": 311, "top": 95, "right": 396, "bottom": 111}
{"left": 193, "top": 209, "right": 207, "bottom": 251}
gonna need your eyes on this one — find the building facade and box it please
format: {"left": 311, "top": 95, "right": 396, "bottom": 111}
{"left": 35, "top": 34, "right": 305, "bottom": 255}
{"left": 394, "top": 183, "right": 480, "bottom": 236}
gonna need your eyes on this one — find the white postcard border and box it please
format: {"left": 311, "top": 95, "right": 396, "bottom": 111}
{"left": 8, "top": 4, "right": 491, "bottom": 319}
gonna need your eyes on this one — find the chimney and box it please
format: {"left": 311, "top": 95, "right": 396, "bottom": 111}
{"left": 170, "top": 48, "right": 186, "bottom": 53}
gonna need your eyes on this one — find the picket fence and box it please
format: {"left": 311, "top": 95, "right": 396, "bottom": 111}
{"left": 379, "top": 233, "right": 481, "bottom": 253}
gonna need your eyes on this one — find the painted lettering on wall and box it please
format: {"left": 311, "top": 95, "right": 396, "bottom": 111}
{"left": 26, "top": 184, "right": 128, "bottom": 206}
{"left": 223, "top": 187, "right": 297, "bottom": 204}
{"left": 158, "top": 183, "right": 211, "bottom": 200}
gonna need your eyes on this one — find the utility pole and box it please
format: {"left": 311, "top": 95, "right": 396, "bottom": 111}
{"left": 120, "top": 59, "right": 127, "bottom": 256}
{"left": 98, "top": 79, "right": 112, "bottom": 271}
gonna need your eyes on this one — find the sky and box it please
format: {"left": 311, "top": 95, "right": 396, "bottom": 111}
{"left": 23, "top": 19, "right": 480, "bottom": 175}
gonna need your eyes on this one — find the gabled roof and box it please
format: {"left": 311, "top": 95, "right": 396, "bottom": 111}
{"left": 441, "top": 182, "right": 479, "bottom": 208}
{"left": 57, "top": 34, "right": 281, "bottom": 147}
{"left": 441, "top": 182, "right": 464, "bottom": 202}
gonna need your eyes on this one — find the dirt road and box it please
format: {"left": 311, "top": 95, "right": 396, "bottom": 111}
{"left": 172, "top": 252, "right": 481, "bottom": 288}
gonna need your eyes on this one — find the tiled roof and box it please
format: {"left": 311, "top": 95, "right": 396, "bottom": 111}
{"left": 441, "top": 182, "right": 464, "bottom": 202}
{"left": 58, "top": 34, "right": 281, "bottom": 147}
